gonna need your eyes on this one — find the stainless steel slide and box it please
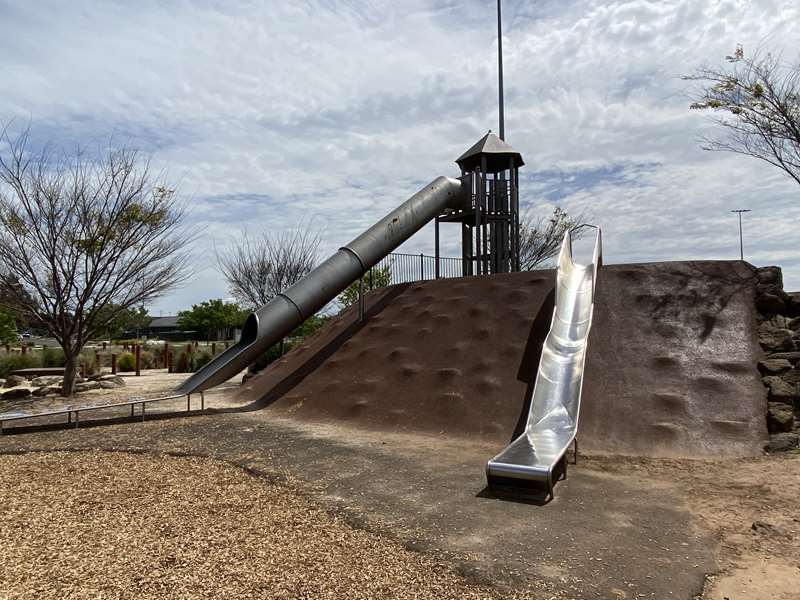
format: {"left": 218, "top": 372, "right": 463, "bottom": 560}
{"left": 177, "top": 176, "right": 468, "bottom": 395}
{"left": 486, "top": 226, "right": 602, "bottom": 498}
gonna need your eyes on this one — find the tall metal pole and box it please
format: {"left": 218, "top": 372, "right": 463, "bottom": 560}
{"left": 497, "top": 0, "right": 505, "bottom": 140}
{"left": 731, "top": 209, "right": 750, "bottom": 260}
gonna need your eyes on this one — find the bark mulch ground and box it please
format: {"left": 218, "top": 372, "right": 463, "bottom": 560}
{"left": 0, "top": 450, "right": 530, "bottom": 600}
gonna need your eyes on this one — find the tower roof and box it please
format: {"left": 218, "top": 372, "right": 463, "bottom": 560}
{"left": 455, "top": 131, "right": 524, "bottom": 173}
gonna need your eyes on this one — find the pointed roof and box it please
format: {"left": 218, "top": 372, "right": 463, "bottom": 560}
{"left": 455, "top": 131, "right": 524, "bottom": 173}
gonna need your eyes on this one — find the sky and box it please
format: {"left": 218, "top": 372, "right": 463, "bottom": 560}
{"left": 0, "top": 0, "right": 798, "bottom": 314}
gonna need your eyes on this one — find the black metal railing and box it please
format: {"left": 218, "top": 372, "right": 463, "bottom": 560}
{"left": 364, "top": 252, "right": 462, "bottom": 288}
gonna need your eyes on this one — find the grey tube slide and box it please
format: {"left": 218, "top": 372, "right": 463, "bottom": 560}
{"left": 486, "top": 226, "right": 602, "bottom": 498}
{"left": 177, "top": 176, "right": 467, "bottom": 395}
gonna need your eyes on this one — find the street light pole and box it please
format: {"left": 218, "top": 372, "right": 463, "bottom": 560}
{"left": 731, "top": 209, "right": 751, "bottom": 260}
{"left": 497, "top": 0, "right": 504, "bottom": 140}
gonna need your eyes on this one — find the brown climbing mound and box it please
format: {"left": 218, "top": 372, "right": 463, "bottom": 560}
{"left": 236, "top": 260, "right": 767, "bottom": 457}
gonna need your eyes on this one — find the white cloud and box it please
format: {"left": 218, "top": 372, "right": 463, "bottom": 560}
{"left": 0, "top": 0, "right": 798, "bottom": 313}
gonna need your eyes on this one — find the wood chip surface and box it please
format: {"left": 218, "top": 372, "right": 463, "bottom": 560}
{"left": 0, "top": 451, "right": 519, "bottom": 599}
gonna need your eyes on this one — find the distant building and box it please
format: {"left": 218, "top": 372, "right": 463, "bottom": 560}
{"left": 126, "top": 316, "right": 195, "bottom": 342}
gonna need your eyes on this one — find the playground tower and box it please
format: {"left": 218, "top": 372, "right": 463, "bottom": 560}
{"left": 435, "top": 132, "right": 524, "bottom": 276}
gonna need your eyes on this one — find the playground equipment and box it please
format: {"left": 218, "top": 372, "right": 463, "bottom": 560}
{"left": 177, "top": 133, "right": 525, "bottom": 395}
{"left": 486, "top": 226, "right": 602, "bottom": 498}
{"left": 176, "top": 176, "right": 468, "bottom": 394}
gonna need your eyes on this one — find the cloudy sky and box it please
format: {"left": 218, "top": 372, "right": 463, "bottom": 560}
{"left": 1, "top": 0, "right": 798, "bottom": 314}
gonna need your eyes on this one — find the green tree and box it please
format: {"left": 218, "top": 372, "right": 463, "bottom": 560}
{"left": 0, "top": 310, "right": 16, "bottom": 344}
{"left": 337, "top": 264, "right": 392, "bottom": 308}
{"left": 98, "top": 305, "right": 151, "bottom": 339}
{"left": 178, "top": 299, "right": 245, "bottom": 341}
{"left": 686, "top": 45, "right": 800, "bottom": 186}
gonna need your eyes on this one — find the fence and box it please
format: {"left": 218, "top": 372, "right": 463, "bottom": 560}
{"left": 363, "top": 252, "right": 463, "bottom": 289}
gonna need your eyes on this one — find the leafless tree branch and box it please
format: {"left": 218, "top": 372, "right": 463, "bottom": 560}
{"left": 0, "top": 125, "right": 194, "bottom": 395}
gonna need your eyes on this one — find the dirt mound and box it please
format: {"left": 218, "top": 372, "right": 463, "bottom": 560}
{"left": 236, "top": 261, "right": 767, "bottom": 457}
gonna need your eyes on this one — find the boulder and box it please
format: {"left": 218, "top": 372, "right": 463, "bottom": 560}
{"left": 32, "top": 386, "right": 60, "bottom": 397}
{"left": 758, "top": 359, "right": 793, "bottom": 375}
{"left": 5, "top": 375, "right": 28, "bottom": 387}
{"left": 757, "top": 293, "right": 786, "bottom": 315}
{"left": 98, "top": 380, "right": 120, "bottom": 389}
{"left": 74, "top": 381, "right": 101, "bottom": 393}
{"left": 759, "top": 328, "right": 796, "bottom": 353}
{"left": 31, "top": 375, "right": 63, "bottom": 387}
{"left": 767, "top": 432, "right": 799, "bottom": 452}
{"left": 782, "top": 368, "right": 800, "bottom": 388}
{"left": 767, "top": 402, "right": 795, "bottom": 432}
{"left": 756, "top": 266, "right": 783, "bottom": 287}
{"left": 767, "top": 352, "right": 800, "bottom": 365}
{"left": 97, "top": 374, "right": 125, "bottom": 386}
{"left": 762, "top": 376, "right": 797, "bottom": 403}
{"left": 788, "top": 317, "right": 800, "bottom": 331}
{"left": 1, "top": 387, "right": 32, "bottom": 400}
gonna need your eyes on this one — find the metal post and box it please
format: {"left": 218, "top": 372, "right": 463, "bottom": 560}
{"left": 434, "top": 217, "right": 440, "bottom": 279}
{"left": 187, "top": 394, "right": 191, "bottom": 412}
{"left": 134, "top": 344, "right": 141, "bottom": 376}
{"left": 419, "top": 253, "right": 424, "bottom": 280}
{"left": 731, "top": 209, "right": 750, "bottom": 260}
{"left": 497, "top": 0, "right": 505, "bottom": 140}
{"left": 358, "top": 277, "right": 365, "bottom": 322}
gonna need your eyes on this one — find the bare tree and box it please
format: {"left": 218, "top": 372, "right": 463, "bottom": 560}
{"left": 217, "top": 226, "right": 321, "bottom": 309}
{"left": 519, "top": 207, "right": 591, "bottom": 270}
{"left": 685, "top": 46, "right": 800, "bottom": 186}
{"left": 0, "top": 127, "right": 193, "bottom": 395}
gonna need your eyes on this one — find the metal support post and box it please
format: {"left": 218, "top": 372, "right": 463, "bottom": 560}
{"left": 358, "top": 277, "right": 365, "bottom": 322}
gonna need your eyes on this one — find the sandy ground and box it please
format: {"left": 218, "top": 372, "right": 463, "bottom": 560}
{"left": 0, "top": 369, "right": 244, "bottom": 417}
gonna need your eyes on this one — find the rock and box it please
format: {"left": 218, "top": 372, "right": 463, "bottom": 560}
{"left": 32, "top": 386, "right": 60, "bottom": 397}
{"left": 767, "top": 432, "right": 799, "bottom": 452}
{"left": 788, "top": 317, "right": 800, "bottom": 331}
{"left": 751, "top": 520, "right": 787, "bottom": 537}
{"left": 762, "top": 376, "right": 797, "bottom": 403}
{"left": 5, "top": 375, "right": 28, "bottom": 387}
{"left": 782, "top": 368, "right": 800, "bottom": 388}
{"left": 767, "top": 402, "right": 795, "bottom": 432}
{"left": 758, "top": 358, "right": 793, "bottom": 375}
{"left": 242, "top": 371, "right": 255, "bottom": 384}
{"left": 1, "top": 387, "right": 32, "bottom": 400}
{"left": 786, "top": 291, "right": 800, "bottom": 317}
{"left": 759, "top": 328, "right": 797, "bottom": 352}
{"left": 98, "top": 380, "right": 120, "bottom": 389}
{"left": 0, "top": 379, "right": 5, "bottom": 388}
{"left": 757, "top": 266, "right": 783, "bottom": 287}
{"left": 97, "top": 374, "right": 125, "bottom": 386}
{"left": 74, "top": 381, "right": 101, "bottom": 393}
{"left": 757, "top": 292, "right": 786, "bottom": 314}
{"left": 31, "top": 375, "right": 63, "bottom": 387}
{"left": 767, "top": 352, "right": 800, "bottom": 364}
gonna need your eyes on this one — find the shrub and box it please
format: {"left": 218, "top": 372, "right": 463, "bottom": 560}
{"left": 78, "top": 351, "right": 99, "bottom": 376}
{"left": 193, "top": 351, "right": 214, "bottom": 371}
{"left": 0, "top": 353, "right": 40, "bottom": 378}
{"left": 117, "top": 352, "right": 136, "bottom": 372}
{"left": 42, "top": 347, "right": 66, "bottom": 367}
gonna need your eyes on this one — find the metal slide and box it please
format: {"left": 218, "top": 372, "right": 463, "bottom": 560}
{"left": 486, "top": 226, "right": 602, "bottom": 498}
{"left": 176, "top": 176, "right": 468, "bottom": 395}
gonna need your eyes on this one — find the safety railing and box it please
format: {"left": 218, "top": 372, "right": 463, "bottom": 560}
{"left": 363, "top": 252, "right": 463, "bottom": 289}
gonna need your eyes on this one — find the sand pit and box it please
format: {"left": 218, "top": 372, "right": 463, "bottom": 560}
{"left": 237, "top": 260, "right": 767, "bottom": 457}
{"left": 0, "top": 451, "right": 529, "bottom": 600}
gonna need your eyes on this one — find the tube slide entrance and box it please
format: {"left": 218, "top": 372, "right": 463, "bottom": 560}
{"left": 486, "top": 226, "right": 602, "bottom": 498}
{"left": 176, "top": 176, "right": 467, "bottom": 395}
